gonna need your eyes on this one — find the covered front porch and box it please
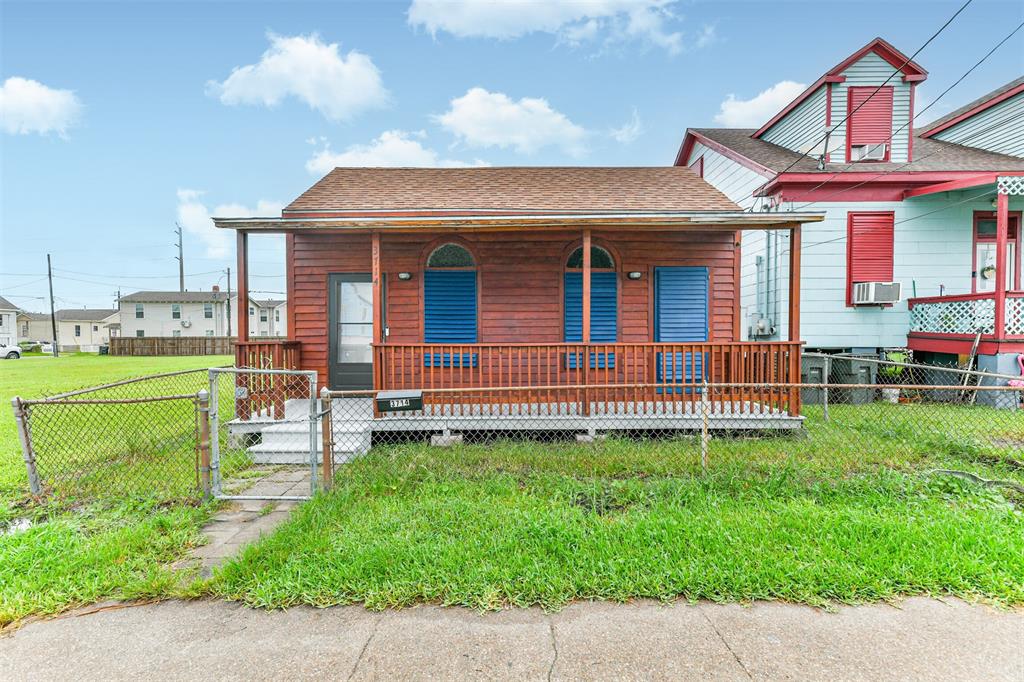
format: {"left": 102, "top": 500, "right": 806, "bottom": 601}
{"left": 907, "top": 175, "right": 1024, "bottom": 360}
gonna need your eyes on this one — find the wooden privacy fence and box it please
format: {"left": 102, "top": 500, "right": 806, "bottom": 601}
{"left": 110, "top": 336, "right": 235, "bottom": 356}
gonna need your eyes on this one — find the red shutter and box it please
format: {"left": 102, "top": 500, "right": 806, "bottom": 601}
{"left": 847, "top": 212, "right": 895, "bottom": 305}
{"left": 848, "top": 86, "right": 893, "bottom": 146}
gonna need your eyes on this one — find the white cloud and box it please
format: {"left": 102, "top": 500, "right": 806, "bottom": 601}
{"left": 408, "top": 0, "right": 692, "bottom": 54}
{"left": 609, "top": 108, "right": 643, "bottom": 143}
{"left": 0, "top": 77, "right": 81, "bottom": 136}
{"left": 177, "top": 189, "right": 283, "bottom": 259}
{"left": 305, "top": 130, "right": 487, "bottom": 175}
{"left": 206, "top": 33, "right": 388, "bottom": 121}
{"left": 436, "top": 87, "right": 587, "bottom": 155}
{"left": 713, "top": 80, "right": 807, "bottom": 128}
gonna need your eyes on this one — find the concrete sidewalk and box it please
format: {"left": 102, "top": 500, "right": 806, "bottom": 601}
{"left": 1, "top": 597, "right": 1021, "bottom": 680}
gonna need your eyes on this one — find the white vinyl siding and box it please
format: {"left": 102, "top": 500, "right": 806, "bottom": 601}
{"left": 761, "top": 85, "right": 828, "bottom": 154}
{"left": 932, "top": 91, "right": 1024, "bottom": 158}
{"left": 829, "top": 52, "right": 913, "bottom": 163}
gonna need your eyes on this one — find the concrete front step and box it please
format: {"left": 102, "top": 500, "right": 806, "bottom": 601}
{"left": 247, "top": 420, "right": 371, "bottom": 465}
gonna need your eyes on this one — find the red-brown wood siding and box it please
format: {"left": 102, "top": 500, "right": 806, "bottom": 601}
{"left": 289, "top": 230, "right": 739, "bottom": 383}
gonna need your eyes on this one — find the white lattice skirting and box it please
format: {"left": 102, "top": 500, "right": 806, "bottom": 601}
{"left": 1006, "top": 298, "right": 1024, "bottom": 336}
{"left": 910, "top": 298, "right": 995, "bottom": 335}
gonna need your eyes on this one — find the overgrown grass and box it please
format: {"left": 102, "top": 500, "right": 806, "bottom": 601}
{"left": 0, "top": 354, "right": 229, "bottom": 626}
{"left": 210, "top": 435, "right": 1024, "bottom": 611}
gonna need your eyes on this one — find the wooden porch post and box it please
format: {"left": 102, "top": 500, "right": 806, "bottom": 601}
{"left": 788, "top": 225, "right": 802, "bottom": 416}
{"left": 995, "top": 191, "right": 1009, "bottom": 340}
{"left": 371, "top": 231, "right": 383, "bottom": 391}
{"left": 236, "top": 231, "right": 249, "bottom": 344}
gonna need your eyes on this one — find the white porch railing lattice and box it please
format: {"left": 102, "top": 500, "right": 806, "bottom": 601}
{"left": 1006, "top": 297, "right": 1024, "bottom": 336}
{"left": 909, "top": 297, "right": 995, "bottom": 335}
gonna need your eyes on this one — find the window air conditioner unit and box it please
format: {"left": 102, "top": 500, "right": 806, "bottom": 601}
{"left": 851, "top": 143, "right": 887, "bottom": 161}
{"left": 853, "top": 281, "right": 902, "bottom": 305}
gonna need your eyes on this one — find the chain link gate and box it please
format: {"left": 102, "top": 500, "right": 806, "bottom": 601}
{"left": 208, "top": 367, "right": 320, "bottom": 500}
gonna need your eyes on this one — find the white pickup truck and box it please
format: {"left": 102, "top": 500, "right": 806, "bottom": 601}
{"left": 0, "top": 343, "right": 22, "bottom": 359}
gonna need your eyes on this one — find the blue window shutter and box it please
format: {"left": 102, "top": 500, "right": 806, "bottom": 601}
{"left": 424, "top": 270, "right": 477, "bottom": 343}
{"left": 654, "top": 266, "right": 709, "bottom": 388}
{"left": 564, "top": 272, "right": 617, "bottom": 342}
{"left": 654, "top": 267, "right": 708, "bottom": 342}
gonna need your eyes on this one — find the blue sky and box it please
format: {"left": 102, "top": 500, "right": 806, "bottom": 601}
{"left": 2, "top": 0, "right": 1022, "bottom": 310}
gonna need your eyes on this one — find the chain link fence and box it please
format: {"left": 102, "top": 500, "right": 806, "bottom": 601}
{"left": 11, "top": 369, "right": 214, "bottom": 501}
{"left": 10, "top": 361, "right": 1024, "bottom": 503}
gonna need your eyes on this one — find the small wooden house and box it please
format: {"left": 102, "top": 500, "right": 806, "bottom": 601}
{"left": 215, "top": 167, "right": 822, "bottom": 436}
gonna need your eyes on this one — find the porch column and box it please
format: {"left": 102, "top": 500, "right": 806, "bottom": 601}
{"left": 582, "top": 228, "right": 592, "bottom": 343}
{"left": 236, "top": 231, "right": 249, "bottom": 341}
{"left": 788, "top": 225, "right": 801, "bottom": 342}
{"left": 371, "top": 231, "right": 382, "bottom": 392}
{"left": 994, "top": 189, "right": 1009, "bottom": 340}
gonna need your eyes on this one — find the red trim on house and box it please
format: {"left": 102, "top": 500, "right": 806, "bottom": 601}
{"left": 907, "top": 83, "right": 916, "bottom": 162}
{"left": 688, "top": 155, "right": 704, "bottom": 178}
{"left": 906, "top": 334, "right": 1024, "bottom": 356}
{"left": 757, "top": 170, "right": 1018, "bottom": 201}
{"left": 919, "top": 81, "right": 1024, "bottom": 139}
{"left": 824, "top": 82, "right": 833, "bottom": 163}
{"left": 846, "top": 211, "right": 895, "bottom": 307}
{"left": 752, "top": 38, "right": 926, "bottom": 140}
{"left": 902, "top": 173, "right": 998, "bottom": 199}
{"left": 972, "top": 211, "right": 1023, "bottom": 293}
{"left": 752, "top": 78, "right": 842, "bottom": 139}
{"left": 826, "top": 37, "right": 927, "bottom": 83}
{"left": 674, "top": 130, "right": 775, "bottom": 176}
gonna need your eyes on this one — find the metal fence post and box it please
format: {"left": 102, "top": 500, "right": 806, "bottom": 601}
{"left": 11, "top": 397, "right": 42, "bottom": 496}
{"left": 197, "top": 389, "right": 212, "bottom": 500}
{"left": 700, "top": 380, "right": 709, "bottom": 470}
{"left": 320, "top": 387, "right": 333, "bottom": 491}
{"left": 822, "top": 384, "right": 830, "bottom": 421}
{"left": 308, "top": 373, "right": 319, "bottom": 495}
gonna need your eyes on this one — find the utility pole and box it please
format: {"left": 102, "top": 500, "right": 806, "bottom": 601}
{"left": 46, "top": 254, "right": 58, "bottom": 357}
{"left": 174, "top": 223, "right": 185, "bottom": 292}
{"left": 225, "top": 267, "right": 233, "bottom": 337}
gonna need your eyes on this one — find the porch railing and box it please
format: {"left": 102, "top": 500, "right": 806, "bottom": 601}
{"left": 908, "top": 292, "right": 1024, "bottom": 339}
{"left": 233, "top": 340, "right": 303, "bottom": 419}
{"left": 375, "top": 342, "right": 803, "bottom": 417}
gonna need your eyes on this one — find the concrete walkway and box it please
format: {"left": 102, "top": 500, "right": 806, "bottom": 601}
{"left": 1, "top": 598, "right": 1021, "bottom": 680}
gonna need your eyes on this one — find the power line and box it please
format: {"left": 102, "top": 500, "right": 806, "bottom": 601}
{"left": 790, "top": 19, "right": 1024, "bottom": 206}
{"left": 748, "top": 0, "right": 975, "bottom": 205}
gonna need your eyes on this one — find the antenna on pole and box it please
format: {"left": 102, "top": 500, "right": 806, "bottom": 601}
{"left": 46, "top": 254, "right": 59, "bottom": 358}
{"left": 174, "top": 223, "right": 185, "bottom": 292}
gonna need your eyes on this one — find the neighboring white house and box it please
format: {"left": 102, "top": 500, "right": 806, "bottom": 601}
{"left": 118, "top": 289, "right": 236, "bottom": 338}
{"left": 248, "top": 299, "right": 287, "bottom": 337}
{"left": 17, "top": 311, "right": 51, "bottom": 344}
{"left": 0, "top": 296, "right": 19, "bottom": 347}
{"left": 676, "top": 37, "right": 1024, "bottom": 380}
{"left": 117, "top": 289, "right": 287, "bottom": 338}
{"left": 54, "top": 309, "right": 119, "bottom": 350}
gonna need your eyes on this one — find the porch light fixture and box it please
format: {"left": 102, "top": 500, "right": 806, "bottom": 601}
{"left": 397, "top": 272, "right": 412, "bottom": 281}
{"left": 627, "top": 271, "right": 643, "bottom": 280}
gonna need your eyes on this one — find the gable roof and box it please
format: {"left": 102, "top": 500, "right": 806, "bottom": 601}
{"left": 753, "top": 37, "right": 927, "bottom": 139}
{"left": 685, "top": 127, "right": 1024, "bottom": 174}
{"left": 54, "top": 309, "right": 118, "bottom": 322}
{"left": 119, "top": 291, "right": 232, "bottom": 304}
{"left": 283, "top": 167, "right": 739, "bottom": 215}
{"left": 0, "top": 295, "right": 19, "bottom": 312}
{"left": 918, "top": 76, "right": 1024, "bottom": 139}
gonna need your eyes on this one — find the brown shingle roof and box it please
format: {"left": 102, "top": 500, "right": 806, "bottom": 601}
{"left": 284, "top": 167, "right": 739, "bottom": 214}
{"left": 690, "top": 128, "right": 1024, "bottom": 174}
{"left": 54, "top": 309, "right": 118, "bottom": 321}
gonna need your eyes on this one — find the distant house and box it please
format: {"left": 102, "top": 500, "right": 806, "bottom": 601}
{"left": 0, "top": 296, "right": 19, "bottom": 346}
{"left": 249, "top": 299, "right": 287, "bottom": 337}
{"left": 675, "top": 37, "right": 1024, "bottom": 378}
{"left": 118, "top": 289, "right": 235, "bottom": 338}
{"left": 17, "top": 308, "right": 119, "bottom": 349}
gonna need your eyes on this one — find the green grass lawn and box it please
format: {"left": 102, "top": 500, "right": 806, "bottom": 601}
{"left": 0, "top": 354, "right": 229, "bottom": 626}
{"left": 210, "top": 413, "right": 1024, "bottom": 611}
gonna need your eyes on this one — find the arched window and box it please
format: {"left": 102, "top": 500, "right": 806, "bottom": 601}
{"left": 564, "top": 245, "right": 617, "bottom": 343}
{"left": 424, "top": 243, "right": 477, "bottom": 344}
